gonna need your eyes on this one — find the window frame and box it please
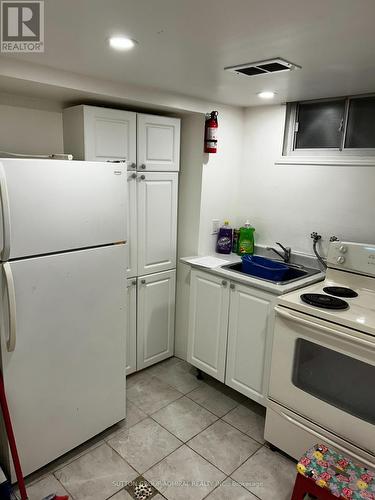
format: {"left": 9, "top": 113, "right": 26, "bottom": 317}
{"left": 281, "top": 94, "right": 375, "bottom": 165}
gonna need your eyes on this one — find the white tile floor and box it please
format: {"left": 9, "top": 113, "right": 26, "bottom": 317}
{"left": 20, "top": 357, "right": 297, "bottom": 500}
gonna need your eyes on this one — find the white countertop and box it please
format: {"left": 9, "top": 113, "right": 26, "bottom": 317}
{"left": 180, "top": 251, "right": 325, "bottom": 296}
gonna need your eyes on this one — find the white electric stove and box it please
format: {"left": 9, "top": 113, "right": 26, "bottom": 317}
{"left": 265, "top": 241, "right": 375, "bottom": 468}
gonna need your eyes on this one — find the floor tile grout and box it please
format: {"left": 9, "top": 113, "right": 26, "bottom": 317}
{"left": 53, "top": 476, "right": 76, "bottom": 500}
{"left": 140, "top": 441, "right": 186, "bottom": 477}
{"left": 217, "top": 415, "right": 266, "bottom": 446}
{"left": 127, "top": 387, "right": 186, "bottom": 416}
{"left": 185, "top": 437, "right": 263, "bottom": 480}
{"left": 149, "top": 394, "right": 220, "bottom": 420}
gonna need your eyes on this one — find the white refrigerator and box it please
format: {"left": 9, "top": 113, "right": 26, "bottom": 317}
{"left": 0, "top": 159, "right": 127, "bottom": 479}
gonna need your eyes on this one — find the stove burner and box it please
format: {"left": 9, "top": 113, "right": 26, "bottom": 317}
{"left": 301, "top": 293, "right": 349, "bottom": 310}
{"left": 323, "top": 286, "right": 358, "bottom": 298}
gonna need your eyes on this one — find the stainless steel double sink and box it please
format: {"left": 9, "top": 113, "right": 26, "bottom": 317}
{"left": 221, "top": 260, "right": 320, "bottom": 285}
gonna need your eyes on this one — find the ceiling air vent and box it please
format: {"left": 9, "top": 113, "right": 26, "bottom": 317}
{"left": 225, "top": 58, "right": 301, "bottom": 77}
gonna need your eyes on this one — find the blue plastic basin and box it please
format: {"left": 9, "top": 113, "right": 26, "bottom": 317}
{"left": 241, "top": 255, "right": 289, "bottom": 281}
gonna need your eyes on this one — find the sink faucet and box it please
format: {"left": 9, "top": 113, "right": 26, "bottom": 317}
{"left": 266, "top": 242, "right": 292, "bottom": 263}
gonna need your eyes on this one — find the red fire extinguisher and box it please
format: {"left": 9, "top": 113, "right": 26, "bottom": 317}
{"left": 204, "top": 111, "right": 218, "bottom": 153}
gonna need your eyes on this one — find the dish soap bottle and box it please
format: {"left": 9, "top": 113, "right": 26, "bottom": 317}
{"left": 237, "top": 221, "right": 255, "bottom": 256}
{"left": 232, "top": 228, "right": 240, "bottom": 253}
{"left": 216, "top": 221, "right": 233, "bottom": 254}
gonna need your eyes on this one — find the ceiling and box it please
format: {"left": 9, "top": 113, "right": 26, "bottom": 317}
{"left": 4, "top": 0, "right": 375, "bottom": 107}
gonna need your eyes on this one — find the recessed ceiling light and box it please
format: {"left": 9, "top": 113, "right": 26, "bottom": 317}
{"left": 109, "top": 36, "right": 137, "bottom": 50}
{"left": 257, "top": 91, "right": 276, "bottom": 99}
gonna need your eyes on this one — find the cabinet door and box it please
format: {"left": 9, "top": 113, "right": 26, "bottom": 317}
{"left": 137, "top": 270, "right": 175, "bottom": 369}
{"left": 137, "top": 114, "right": 180, "bottom": 171}
{"left": 137, "top": 172, "right": 178, "bottom": 275}
{"left": 127, "top": 172, "right": 138, "bottom": 277}
{"left": 84, "top": 106, "right": 137, "bottom": 167}
{"left": 226, "top": 283, "right": 272, "bottom": 403}
{"left": 187, "top": 270, "right": 229, "bottom": 382}
{"left": 126, "top": 278, "right": 137, "bottom": 375}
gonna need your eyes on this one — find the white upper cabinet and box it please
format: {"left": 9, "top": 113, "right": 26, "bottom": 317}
{"left": 126, "top": 278, "right": 137, "bottom": 375}
{"left": 137, "top": 114, "right": 180, "bottom": 171}
{"left": 137, "top": 172, "right": 178, "bottom": 276}
{"left": 225, "top": 283, "right": 272, "bottom": 404}
{"left": 137, "top": 269, "right": 175, "bottom": 370}
{"left": 187, "top": 270, "right": 230, "bottom": 382}
{"left": 63, "top": 105, "right": 137, "bottom": 168}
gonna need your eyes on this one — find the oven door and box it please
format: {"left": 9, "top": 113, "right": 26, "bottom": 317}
{"left": 269, "top": 306, "right": 375, "bottom": 455}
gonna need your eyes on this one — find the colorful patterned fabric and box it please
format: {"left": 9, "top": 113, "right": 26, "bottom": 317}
{"left": 297, "top": 444, "right": 375, "bottom": 499}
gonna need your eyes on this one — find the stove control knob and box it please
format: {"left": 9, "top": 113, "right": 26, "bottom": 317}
{"left": 337, "top": 256, "right": 345, "bottom": 264}
{"left": 339, "top": 245, "right": 347, "bottom": 253}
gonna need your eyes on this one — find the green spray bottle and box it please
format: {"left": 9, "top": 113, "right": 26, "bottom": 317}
{"left": 237, "top": 221, "right": 255, "bottom": 256}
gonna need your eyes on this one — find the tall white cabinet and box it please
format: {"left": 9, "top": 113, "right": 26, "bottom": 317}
{"left": 63, "top": 105, "right": 180, "bottom": 375}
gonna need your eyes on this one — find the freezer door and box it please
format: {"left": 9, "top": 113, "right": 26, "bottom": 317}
{"left": 0, "top": 245, "right": 127, "bottom": 478}
{"left": 0, "top": 159, "right": 127, "bottom": 260}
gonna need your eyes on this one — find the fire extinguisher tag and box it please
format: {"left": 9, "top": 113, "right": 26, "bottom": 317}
{"left": 207, "top": 128, "right": 217, "bottom": 141}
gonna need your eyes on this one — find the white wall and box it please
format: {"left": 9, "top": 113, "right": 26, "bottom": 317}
{"left": 0, "top": 103, "right": 63, "bottom": 155}
{"left": 239, "top": 105, "right": 375, "bottom": 256}
{"left": 175, "top": 106, "right": 244, "bottom": 359}
{"left": 198, "top": 106, "right": 244, "bottom": 254}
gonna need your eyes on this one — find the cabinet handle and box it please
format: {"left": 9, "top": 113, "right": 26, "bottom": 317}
{"left": 131, "top": 173, "right": 137, "bottom": 179}
{"left": 230, "top": 283, "right": 235, "bottom": 290}
{"left": 140, "top": 175, "right": 146, "bottom": 180}
{"left": 107, "top": 159, "right": 127, "bottom": 163}
{"left": 130, "top": 163, "right": 136, "bottom": 169}
{"left": 221, "top": 280, "right": 227, "bottom": 287}
{"left": 140, "top": 164, "right": 146, "bottom": 169}
{"left": 140, "top": 279, "right": 146, "bottom": 284}
{"left": 127, "top": 279, "right": 137, "bottom": 289}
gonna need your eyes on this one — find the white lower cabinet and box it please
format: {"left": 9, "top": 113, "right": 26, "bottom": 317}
{"left": 137, "top": 269, "right": 176, "bottom": 370}
{"left": 187, "top": 270, "right": 230, "bottom": 382}
{"left": 225, "top": 283, "right": 272, "bottom": 403}
{"left": 126, "top": 278, "right": 137, "bottom": 375}
{"left": 187, "top": 269, "right": 273, "bottom": 403}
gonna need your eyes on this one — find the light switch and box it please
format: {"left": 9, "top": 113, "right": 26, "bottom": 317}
{"left": 212, "top": 219, "right": 220, "bottom": 235}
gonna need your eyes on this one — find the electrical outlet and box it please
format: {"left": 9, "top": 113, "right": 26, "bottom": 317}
{"left": 212, "top": 219, "right": 220, "bottom": 235}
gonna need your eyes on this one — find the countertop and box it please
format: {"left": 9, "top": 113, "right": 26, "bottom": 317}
{"left": 180, "top": 246, "right": 325, "bottom": 296}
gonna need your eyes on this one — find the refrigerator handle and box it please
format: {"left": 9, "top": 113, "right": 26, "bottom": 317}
{"left": 3, "top": 263, "right": 17, "bottom": 352}
{"left": 0, "top": 165, "right": 11, "bottom": 261}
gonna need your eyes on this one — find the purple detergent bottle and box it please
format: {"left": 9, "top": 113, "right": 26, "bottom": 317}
{"left": 216, "top": 221, "right": 233, "bottom": 254}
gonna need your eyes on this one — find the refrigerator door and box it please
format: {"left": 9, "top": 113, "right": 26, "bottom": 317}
{"left": 0, "top": 159, "right": 127, "bottom": 260}
{"left": 0, "top": 244, "right": 126, "bottom": 478}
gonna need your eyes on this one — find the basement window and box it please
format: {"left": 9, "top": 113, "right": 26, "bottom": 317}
{"left": 280, "top": 94, "right": 375, "bottom": 165}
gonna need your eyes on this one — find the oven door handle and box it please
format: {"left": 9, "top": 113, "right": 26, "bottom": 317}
{"left": 278, "top": 408, "right": 375, "bottom": 469}
{"left": 275, "top": 306, "right": 375, "bottom": 349}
